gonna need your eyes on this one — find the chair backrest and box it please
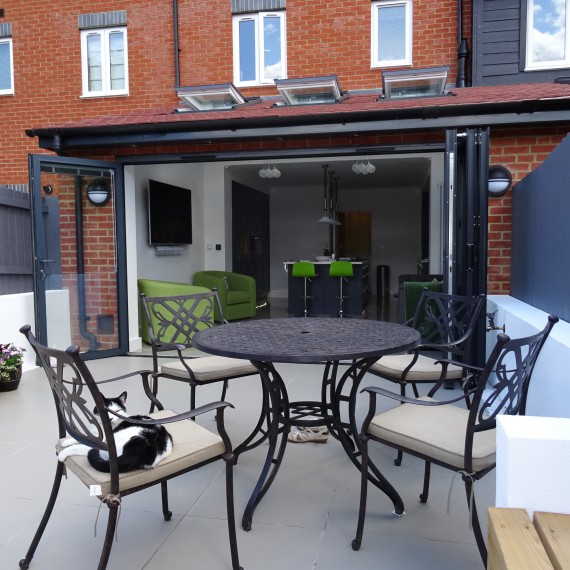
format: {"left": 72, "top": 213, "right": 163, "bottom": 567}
{"left": 463, "top": 315, "right": 558, "bottom": 469}
{"left": 19, "top": 325, "right": 117, "bottom": 465}
{"left": 329, "top": 260, "right": 354, "bottom": 278}
{"left": 139, "top": 290, "right": 224, "bottom": 348}
{"left": 411, "top": 290, "right": 486, "bottom": 361}
{"left": 292, "top": 261, "right": 317, "bottom": 278}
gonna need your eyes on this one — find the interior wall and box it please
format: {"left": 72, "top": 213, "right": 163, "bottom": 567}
{"left": 269, "top": 184, "right": 423, "bottom": 296}
{"left": 134, "top": 163, "right": 209, "bottom": 283}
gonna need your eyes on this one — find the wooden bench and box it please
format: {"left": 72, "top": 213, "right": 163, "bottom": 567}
{"left": 488, "top": 508, "right": 570, "bottom": 570}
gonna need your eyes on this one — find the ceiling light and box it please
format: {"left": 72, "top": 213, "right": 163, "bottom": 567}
{"left": 258, "top": 165, "right": 281, "bottom": 179}
{"left": 352, "top": 160, "right": 376, "bottom": 175}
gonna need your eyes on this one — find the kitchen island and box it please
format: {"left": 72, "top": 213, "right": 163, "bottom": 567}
{"left": 284, "top": 260, "right": 370, "bottom": 317}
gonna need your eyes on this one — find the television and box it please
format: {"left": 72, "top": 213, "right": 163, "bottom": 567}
{"left": 147, "top": 179, "right": 192, "bottom": 245}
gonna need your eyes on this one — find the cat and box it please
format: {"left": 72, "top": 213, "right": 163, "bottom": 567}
{"left": 58, "top": 391, "right": 173, "bottom": 473}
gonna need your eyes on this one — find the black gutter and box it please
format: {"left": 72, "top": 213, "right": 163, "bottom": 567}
{"left": 26, "top": 98, "right": 570, "bottom": 151}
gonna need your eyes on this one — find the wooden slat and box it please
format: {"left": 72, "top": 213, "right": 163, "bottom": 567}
{"left": 487, "top": 507, "right": 554, "bottom": 570}
{"left": 533, "top": 512, "right": 570, "bottom": 570}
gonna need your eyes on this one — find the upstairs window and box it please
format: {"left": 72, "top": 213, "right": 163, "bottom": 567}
{"left": 0, "top": 24, "right": 13, "bottom": 95}
{"left": 371, "top": 0, "right": 412, "bottom": 68}
{"left": 233, "top": 11, "right": 286, "bottom": 86}
{"left": 81, "top": 27, "right": 128, "bottom": 96}
{"left": 526, "top": 0, "right": 570, "bottom": 70}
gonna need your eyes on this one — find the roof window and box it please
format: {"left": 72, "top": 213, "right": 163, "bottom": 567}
{"left": 176, "top": 83, "right": 246, "bottom": 111}
{"left": 381, "top": 67, "right": 449, "bottom": 100}
{"left": 274, "top": 75, "right": 342, "bottom": 105}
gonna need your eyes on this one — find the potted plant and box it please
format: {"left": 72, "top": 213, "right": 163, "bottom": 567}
{"left": 0, "top": 343, "right": 25, "bottom": 392}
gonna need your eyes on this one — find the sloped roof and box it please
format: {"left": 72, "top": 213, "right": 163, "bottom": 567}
{"left": 26, "top": 82, "right": 570, "bottom": 149}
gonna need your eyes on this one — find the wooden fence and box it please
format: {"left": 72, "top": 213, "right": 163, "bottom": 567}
{"left": 0, "top": 185, "right": 33, "bottom": 294}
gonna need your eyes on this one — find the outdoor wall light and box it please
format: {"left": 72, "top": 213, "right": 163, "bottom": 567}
{"left": 42, "top": 185, "right": 53, "bottom": 195}
{"left": 488, "top": 165, "right": 512, "bottom": 197}
{"left": 86, "top": 179, "right": 111, "bottom": 206}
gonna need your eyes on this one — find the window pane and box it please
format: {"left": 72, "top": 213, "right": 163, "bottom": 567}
{"left": 377, "top": 5, "right": 406, "bottom": 62}
{"left": 87, "top": 34, "right": 103, "bottom": 91}
{"left": 239, "top": 19, "right": 256, "bottom": 82}
{"left": 0, "top": 42, "right": 11, "bottom": 91}
{"left": 263, "top": 15, "right": 282, "bottom": 79}
{"left": 109, "top": 31, "right": 125, "bottom": 90}
{"left": 530, "top": 0, "right": 567, "bottom": 63}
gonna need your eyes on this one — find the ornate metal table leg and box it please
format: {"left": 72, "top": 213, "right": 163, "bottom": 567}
{"left": 241, "top": 361, "right": 290, "bottom": 531}
{"left": 332, "top": 358, "right": 405, "bottom": 515}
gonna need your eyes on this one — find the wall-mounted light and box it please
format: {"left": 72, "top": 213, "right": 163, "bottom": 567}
{"left": 488, "top": 165, "right": 512, "bottom": 197}
{"left": 352, "top": 160, "right": 376, "bottom": 175}
{"left": 42, "top": 184, "right": 53, "bottom": 195}
{"left": 86, "top": 179, "right": 111, "bottom": 206}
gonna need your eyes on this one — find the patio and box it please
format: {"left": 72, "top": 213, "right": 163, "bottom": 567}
{"left": 1, "top": 337, "right": 492, "bottom": 569}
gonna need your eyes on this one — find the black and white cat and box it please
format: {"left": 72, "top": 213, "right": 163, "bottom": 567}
{"left": 58, "top": 391, "right": 173, "bottom": 473}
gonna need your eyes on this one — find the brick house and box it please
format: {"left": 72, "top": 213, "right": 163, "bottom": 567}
{"left": 1, "top": 0, "right": 570, "bottom": 355}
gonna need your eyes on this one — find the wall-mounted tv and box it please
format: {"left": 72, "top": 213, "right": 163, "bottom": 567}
{"left": 148, "top": 179, "right": 192, "bottom": 245}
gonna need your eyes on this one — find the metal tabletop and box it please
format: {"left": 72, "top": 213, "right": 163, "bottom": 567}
{"left": 193, "top": 317, "right": 421, "bottom": 363}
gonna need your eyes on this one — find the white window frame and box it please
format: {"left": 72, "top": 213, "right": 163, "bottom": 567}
{"left": 233, "top": 12, "right": 287, "bottom": 87}
{"left": 371, "top": 0, "right": 413, "bottom": 68}
{"left": 80, "top": 27, "right": 128, "bottom": 97}
{"left": 0, "top": 37, "right": 14, "bottom": 95}
{"left": 525, "top": 0, "right": 570, "bottom": 70}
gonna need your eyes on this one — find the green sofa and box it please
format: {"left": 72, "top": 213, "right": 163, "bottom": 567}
{"left": 137, "top": 279, "right": 212, "bottom": 344}
{"left": 193, "top": 271, "right": 256, "bottom": 322}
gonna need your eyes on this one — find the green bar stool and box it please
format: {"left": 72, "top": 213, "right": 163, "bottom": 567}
{"left": 292, "top": 261, "right": 317, "bottom": 317}
{"left": 329, "top": 260, "right": 353, "bottom": 317}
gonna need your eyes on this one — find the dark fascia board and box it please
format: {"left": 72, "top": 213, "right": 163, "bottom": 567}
{"left": 27, "top": 98, "right": 570, "bottom": 151}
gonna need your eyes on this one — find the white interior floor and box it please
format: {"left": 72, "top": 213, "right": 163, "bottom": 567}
{"left": 1, "top": 342, "right": 493, "bottom": 570}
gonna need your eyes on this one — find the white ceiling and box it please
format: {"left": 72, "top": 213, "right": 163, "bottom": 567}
{"left": 228, "top": 155, "right": 432, "bottom": 192}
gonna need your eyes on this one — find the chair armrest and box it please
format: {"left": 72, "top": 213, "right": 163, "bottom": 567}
{"left": 107, "top": 400, "right": 235, "bottom": 424}
{"left": 193, "top": 273, "right": 227, "bottom": 302}
{"left": 361, "top": 385, "right": 473, "bottom": 406}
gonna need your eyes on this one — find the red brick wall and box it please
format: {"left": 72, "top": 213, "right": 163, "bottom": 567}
{"left": 2, "top": 0, "right": 464, "bottom": 185}
{"left": 41, "top": 173, "right": 119, "bottom": 350}
{"left": 487, "top": 126, "right": 569, "bottom": 294}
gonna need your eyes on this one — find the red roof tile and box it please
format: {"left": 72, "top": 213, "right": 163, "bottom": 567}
{"left": 30, "top": 82, "right": 570, "bottom": 133}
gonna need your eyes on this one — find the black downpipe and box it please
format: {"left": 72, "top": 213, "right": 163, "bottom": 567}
{"left": 74, "top": 176, "right": 100, "bottom": 351}
{"left": 173, "top": 0, "right": 180, "bottom": 88}
{"left": 456, "top": 0, "right": 468, "bottom": 88}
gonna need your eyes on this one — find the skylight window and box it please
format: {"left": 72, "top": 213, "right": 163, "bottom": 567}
{"left": 381, "top": 67, "right": 449, "bottom": 100}
{"left": 176, "top": 83, "right": 246, "bottom": 111}
{"left": 275, "top": 75, "right": 342, "bottom": 105}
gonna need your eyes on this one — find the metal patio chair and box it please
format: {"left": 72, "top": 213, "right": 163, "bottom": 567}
{"left": 18, "top": 325, "right": 243, "bottom": 570}
{"left": 352, "top": 314, "right": 558, "bottom": 566}
{"left": 362, "top": 289, "right": 486, "bottom": 464}
{"left": 139, "top": 290, "right": 258, "bottom": 411}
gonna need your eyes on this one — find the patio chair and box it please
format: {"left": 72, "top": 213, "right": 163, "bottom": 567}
{"left": 18, "top": 325, "right": 243, "bottom": 570}
{"left": 139, "top": 290, "right": 258, "bottom": 411}
{"left": 352, "top": 314, "right": 558, "bottom": 566}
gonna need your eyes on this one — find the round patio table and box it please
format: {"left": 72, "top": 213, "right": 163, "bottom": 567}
{"left": 193, "top": 317, "right": 420, "bottom": 530}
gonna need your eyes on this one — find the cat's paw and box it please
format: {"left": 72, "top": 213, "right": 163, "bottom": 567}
{"left": 60, "top": 437, "right": 77, "bottom": 448}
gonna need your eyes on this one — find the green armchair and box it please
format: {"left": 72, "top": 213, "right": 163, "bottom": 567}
{"left": 193, "top": 271, "right": 256, "bottom": 322}
{"left": 137, "top": 279, "right": 211, "bottom": 344}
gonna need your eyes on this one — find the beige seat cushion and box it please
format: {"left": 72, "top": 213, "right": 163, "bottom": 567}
{"left": 367, "top": 397, "right": 496, "bottom": 472}
{"left": 370, "top": 353, "right": 464, "bottom": 382}
{"left": 161, "top": 355, "right": 257, "bottom": 382}
{"left": 57, "top": 410, "right": 225, "bottom": 497}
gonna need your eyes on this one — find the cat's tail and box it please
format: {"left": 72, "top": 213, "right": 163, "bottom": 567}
{"left": 87, "top": 448, "right": 112, "bottom": 472}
